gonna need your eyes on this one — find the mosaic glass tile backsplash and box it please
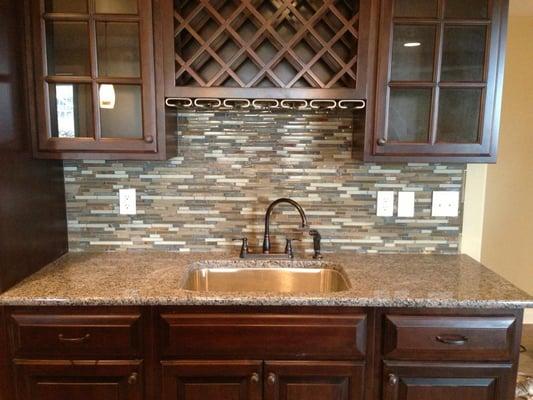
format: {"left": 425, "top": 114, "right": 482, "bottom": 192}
{"left": 65, "top": 109, "right": 465, "bottom": 254}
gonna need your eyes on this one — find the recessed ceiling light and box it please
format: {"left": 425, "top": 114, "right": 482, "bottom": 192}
{"left": 404, "top": 42, "right": 422, "bottom": 47}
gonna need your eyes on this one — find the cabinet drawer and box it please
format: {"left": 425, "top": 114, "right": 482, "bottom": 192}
{"left": 383, "top": 315, "right": 517, "bottom": 361}
{"left": 9, "top": 312, "right": 142, "bottom": 357}
{"left": 160, "top": 313, "right": 367, "bottom": 360}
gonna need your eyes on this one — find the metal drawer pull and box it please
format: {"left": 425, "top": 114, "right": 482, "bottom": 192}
{"left": 267, "top": 373, "right": 277, "bottom": 385}
{"left": 250, "top": 373, "right": 260, "bottom": 383}
{"left": 388, "top": 374, "right": 399, "bottom": 386}
{"left": 128, "top": 372, "right": 139, "bottom": 385}
{"left": 436, "top": 335, "right": 468, "bottom": 345}
{"left": 58, "top": 333, "right": 91, "bottom": 343}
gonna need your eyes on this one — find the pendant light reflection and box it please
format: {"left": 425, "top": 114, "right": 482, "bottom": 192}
{"left": 403, "top": 42, "right": 421, "bottom": 47}
{"left": 99, "top": 84, "right": 116, "bottom": 109}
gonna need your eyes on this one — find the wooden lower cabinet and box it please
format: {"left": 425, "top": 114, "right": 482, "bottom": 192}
{"left": 382, "top": 361, "right": 515, "bottom": 400}
{"left": 14, "top": 360, "right": 143, "bottom": 400}
{"left": 265, "top": 361, "right": 365, "bottom": 400}
{"left": 161, "top": 360, "right": 263, "bottom": 400}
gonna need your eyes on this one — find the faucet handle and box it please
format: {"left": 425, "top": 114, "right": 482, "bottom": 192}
{"left": 232, "top": 238, "right": 249, "bottom": 258}
{"left": 284, "top": 238, "right": 300, "bottom": 259}
{"left": 308, "top": 230, "right": 322, "bottom": 259}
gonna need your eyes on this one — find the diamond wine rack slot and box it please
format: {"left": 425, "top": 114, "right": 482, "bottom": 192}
{"left": 168, "top": 0, "right": 363, "bottom": 99}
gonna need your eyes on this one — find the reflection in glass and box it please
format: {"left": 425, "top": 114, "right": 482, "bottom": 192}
{"left": 395, "top": 0, "right": 438, "bottom": 18}
{"left": 45, "top": 21, "right": 90, "bottom": 76}
{"left": 441, "top": 25, "right": 486, "bottom": 82}
{"left": 100, "top": 85, "right": 143, "bottom": 139}
{"left": 44, "top": 0, "right": 87, "bottom": 13}
{"left": 49, "top": 84, "right": 93, "bottom": 138}
{"left": 97, "top": 22, "right": 141, "bottom": 78}
{"left": 388, "top": 88, "right": 432, "bottom": 142}
{"left": 437, "top": 88, "right": 482, "bottom": 143}
{"left": 445, "top": 0, "right": 488, "bottom": 19}
{"left": 391, "top": 25, "right": 436, "bottom": 81}
{"left": 95, "top": 0, "right": 138, "bottom": 14}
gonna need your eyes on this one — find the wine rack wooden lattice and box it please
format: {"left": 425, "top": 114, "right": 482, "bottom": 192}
{"left": 172, "top": 0, "right": 360, "bottom": 91}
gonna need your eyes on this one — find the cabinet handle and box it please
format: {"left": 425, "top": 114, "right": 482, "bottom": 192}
{"left": 388, "top": 374, "right": 399, "bottom": 386}
{"left": 250, "top": 373, "right": 260, "bottom": 384}
{"left": 128, "top": 372, "right": 139, "bottom": 385}
{"left": 436, "top": 334, "right": 468, "bottom": 345}
{"left": 377, "top": 138, "right": 387, "bottom": 146}
{"left": 57, "top": 333, "right": 90, "bottom": 343}
{"left": 145, "top": 135, "right": 154, "bottom": 143}
{"left": 267, "top": 373, "right": 277, "bottom": 386}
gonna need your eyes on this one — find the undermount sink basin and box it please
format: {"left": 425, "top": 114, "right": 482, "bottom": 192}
{"left": 182, "top": 265, "right": 350, "bottom": 294}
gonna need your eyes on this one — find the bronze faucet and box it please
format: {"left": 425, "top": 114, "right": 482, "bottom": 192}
{"left": 263, "top": 198, "right": 308, "bottom": 253}
{"left": 234, "top": 198, "right": 322, "bottom": 259}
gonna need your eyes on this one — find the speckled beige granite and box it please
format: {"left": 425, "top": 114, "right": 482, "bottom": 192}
{"left": 0, "top": 252, "right": 531, "bottom": 308}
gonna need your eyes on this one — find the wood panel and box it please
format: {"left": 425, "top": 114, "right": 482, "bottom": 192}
{"left": 14, "top": 359, "right": 143, "bottom": 400}
{"left": 159, "top": 312, "right": 367, "bottom": 360}
{"left": 382, "top": 361, "right": 515, "bottom": 400}
{"left": 383, "top": 314, "right": 517, "bottom": 361}
{"left": 161, "top": 360, "right": 262, "bottom": 400}
{"left": 264, "top": 361, "right": 365, "bottom": 400}
{"left": 9, "top": 313, "right": 143, "bottom": 358}
{"left": 0, "top": 0, "right": 67, "bottom": 292}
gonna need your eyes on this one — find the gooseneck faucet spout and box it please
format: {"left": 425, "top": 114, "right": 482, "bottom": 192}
{"left": 263, "top": 198, "right": 308, "bottom": 253}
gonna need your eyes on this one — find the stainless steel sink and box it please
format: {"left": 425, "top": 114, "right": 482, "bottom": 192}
{"left": 182, "top": 267, "right": 350, "bottom": 293}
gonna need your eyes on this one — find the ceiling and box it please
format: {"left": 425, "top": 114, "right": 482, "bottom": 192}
{"left": 510, "top": 0, "right": 533, "bottom": 16}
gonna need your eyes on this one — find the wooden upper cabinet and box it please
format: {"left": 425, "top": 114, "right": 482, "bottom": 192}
{"left": 161, "top": 0, "right": 375, "bottom": 100}
{"left": 26, "top": 0, "right": 176, "bottom": 160}
{"left": 365, "top": 0, "right": 509, "bottom": 162}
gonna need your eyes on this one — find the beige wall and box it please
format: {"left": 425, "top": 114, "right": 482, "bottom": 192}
{"left": 479, "top": 14, "right": 533, "bottom": 297}
{"left": 462, "top": 8, "right": 533, "bottom": 321}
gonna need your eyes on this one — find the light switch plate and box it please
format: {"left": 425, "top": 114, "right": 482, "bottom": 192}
{"left": 377, "top": 191, "right": 395, "bottom": 217}
{"left": 398, "top": 192, "right": 415, "bottom": 217}
{"left": 432, "top": 191, "right": 459, "bottom": 217}
{"left": 119, "top": 189, "right": 137, "bottom": 215}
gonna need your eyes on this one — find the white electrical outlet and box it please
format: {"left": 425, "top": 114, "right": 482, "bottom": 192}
{"left": 119, "top": 189, "right": 137, "bottom": 215}
{"left": 377, "top": 191, "right": 395, "bottom": 217}
{"left": 432, "top": 191, "right": 459, "bottom": 217}
{"left": 398, "top": 192, "right": 415, "bottom": 217}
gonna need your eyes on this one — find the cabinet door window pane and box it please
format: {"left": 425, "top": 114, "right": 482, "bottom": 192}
{"left": 49, "top": 84, "right": 93, "bottom": 138}
{"left": 45, "top": 21, "right": 90, "bottom": 76}
{"left": 394, "top": 0, "right": 438, "bottom": 18}
{"left": 97, "top": 22, "right": 141, "bottom": 78}
{"left": 445, "top": 0, "right": 489, "bottom": 19}
{"left": 437, "top": 88, "right": 482, "bottom": 143}
{"left": 441, "top": 25, "right": 486, "bottom": 82}
{"left": 388, "top": 88, "right": 432, "bottom": 142}
{"left": 44, "top": 0, "right": 88, "bottom": 13}
{"left": 391, "top": 25, "right": 436, "bottom": 81}
{"left": 95, "top": 0, "right": 138, "bottom": 14}
{"left": 99, "top": 85, "right": 143, "bottom": 139}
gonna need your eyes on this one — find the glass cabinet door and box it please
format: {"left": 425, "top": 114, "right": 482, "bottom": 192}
{"left": 34, "top": 0, "right": 156, "bottom": 154}
{"left": 370, "top": 0, "right": 505, "bottom": 161}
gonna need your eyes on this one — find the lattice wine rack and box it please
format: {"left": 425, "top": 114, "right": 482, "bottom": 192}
{"left": 166, "top": 0, "right": 364, "bottom": 99}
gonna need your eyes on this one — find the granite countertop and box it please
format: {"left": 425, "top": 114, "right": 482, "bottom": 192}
{"left": 0, "top": 252, "right": 532, "bottom": 308}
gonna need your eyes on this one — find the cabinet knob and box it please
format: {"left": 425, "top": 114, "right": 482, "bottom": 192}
{"left": 128, "top": 372, "right": 139, "bottom": 385}
{"left": 388, "top": 374, "right": 399, "bottom": 386}
{"left": 250, "top": 373, "right": 260, "bottom": 384}
{"left": 145, "top": 135, "right": 154, "bottom": 143}
{"left": 377, "top": 138, "right": 387, "bottom": 146}
{"left": 267, "top": 373, "right": 277, "bottom": 386}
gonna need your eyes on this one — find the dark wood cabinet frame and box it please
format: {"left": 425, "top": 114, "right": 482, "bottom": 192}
{"left": 0, "top": 305, "right": 524, "bottom": 400}
{"left": 24, "top": 0, "right": 177, "bottom": 160}
{"left": 161, "top": 0, "right": 376, "bottom": 101}
{"left": 364, "top": 0, "right": 509, "bottom": 163}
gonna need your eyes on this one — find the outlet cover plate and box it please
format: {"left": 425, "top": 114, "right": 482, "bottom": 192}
{"left": 432, "top": 191, "right": 459, "bottom": 217}
{"left": 119, "top": 188, "right": 137, "bottom": 215}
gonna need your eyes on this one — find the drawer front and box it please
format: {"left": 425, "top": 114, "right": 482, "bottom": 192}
{"left": 10, "top": 313, "right": 142, "bottom": 357}
{"left": 383, "top": 315, "right": 517, "bottom": 361}
{"left": 160, "top": 313, "right": 367, "bottom": 360}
